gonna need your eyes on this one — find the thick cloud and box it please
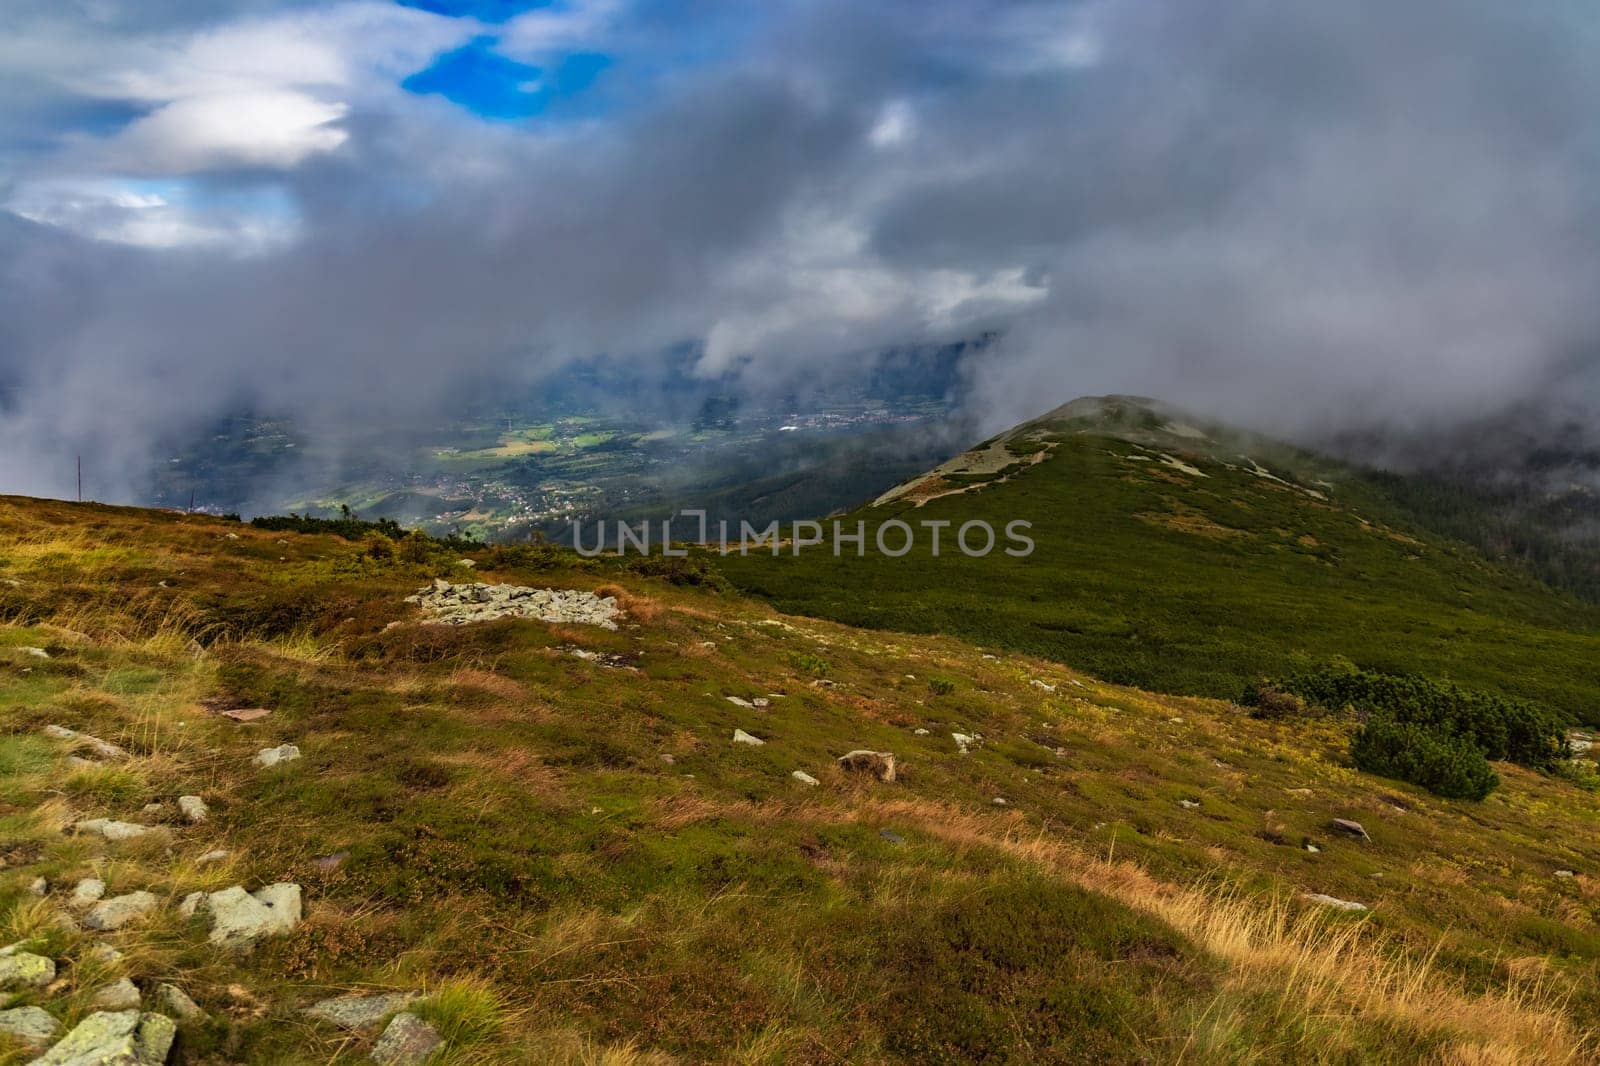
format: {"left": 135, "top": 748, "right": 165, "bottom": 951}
{"left": 2, "top": 0, "right": 1599, "bottom": 500}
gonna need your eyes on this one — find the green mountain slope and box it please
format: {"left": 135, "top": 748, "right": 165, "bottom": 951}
{"left": 716, "top": 396, "right": 1600, "bottom": 722}
{"left": 1, "top": 496, "right": 1598, "bottom": 1062}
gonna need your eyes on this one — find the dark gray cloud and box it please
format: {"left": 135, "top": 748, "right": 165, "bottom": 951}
{"left": 2, "top": 0, "right": 1599, "bottom": 501}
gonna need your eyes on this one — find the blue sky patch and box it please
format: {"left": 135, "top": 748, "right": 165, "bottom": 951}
{"left": 402, "top": 37, "right": 612, "bottom": 120}
{"left": 397, "top": 0, "right": 552, "bottom": 24}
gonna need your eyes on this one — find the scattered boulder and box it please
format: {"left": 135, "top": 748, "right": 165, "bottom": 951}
{"left": 1555, "top": 870, "right": 1576, "bottom": 879}
{"left": 879, "top": 830, "right": 905, "bottom": 845}
{"left": 177, "top": 796, "right": 209, "bottom": 824}
{"left": 204, "top": 883, "right": 302, "bottom": 949}
{"left": 0, "top": 1005, "right": 60, "bottom": 1048}
{"left": 371, "top": 1012, "right": 443, "bottom": 1065}
{"left": 1303, "top": 893, "right": 1368, "bottom": 913}
{"left": 731, "top": 729, "right": 765, "bottom": 747}
{"left": 196, "top": 849, "right": 230, "bottom": 866}
{"left": 75, "top": 820, "right": 152, "bottom": 842}
{"left": 992, "top": 797, "right": 1009, "bottom": 806}
{"left": 88, "top": 945, "right": 122, "bottom": 965}
{"left": 177, "top": 892, "right": 204, "bottom": 919}
{"left": 32, "top": 1010, "right": 175, "bottom": 1066}
{"left": 0, "top": 951, "right": 55, "bottom": 990}
{"left": 27, "top": 876, "right": 47, "bottom": 897}
{"left": 84, "top": 891, "right": 158, "bottom": 932}
{"left": 155, "top": 984, "right": 205, "bottom": 1023}
{"left": 912, "top": 728, "right": 930, "bottom": 736}
{"left": 1330, "top": 819, "right": 1371, "bottom": 842}
{"left": 952, "top": 733, "right": 976, "bottom": 754}
{"left": 1030, "top": 679, "right": 1057, "bottom": 693}
{"left": 89, "top": 978, "right": 141, "bottom": 1011}
{"left": 791, "top": 770, "right": 819, "bottom": 786}
{"left": 44, "top": 725, "right": 126, "bottom": 761}
{"left": 837, "top": 750, "right": 897, "bottom": 783}
{"left": 1179, "top": 799, "right": 1201, "bottom": 810}
{"left": 139, "top": 803, "right": 164, "bottom": 818}
{"left": 303, "top": 991, "right": 418, "bottom": 1031}
{"left": 71, "top": 878, "right": 107, "bottom": 908}
{"left": 405, "top": 581, "right": 622, "bottom": 629}
{"left": 22, "top": 646, "right": 50, "bottom": 659}
{"left": 253, "top": 744, "right": 301, "bottom": 768}
{"left": 726, "top": 696, "right": 755, "bottom": 708}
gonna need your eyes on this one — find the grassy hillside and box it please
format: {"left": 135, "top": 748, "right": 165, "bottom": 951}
{"left": 1, "top": 495, "right": 1599, "bottom": 1062}
{"left": 715, "top": 397, "right": 1600, "bottom": 724}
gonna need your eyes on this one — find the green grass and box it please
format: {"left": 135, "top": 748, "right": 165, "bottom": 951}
{"left": 715, "top": 431, "right": 1600, "bottom": 723}
{"left": 0, "top": 493, "right": 1597, "bottom": 1062}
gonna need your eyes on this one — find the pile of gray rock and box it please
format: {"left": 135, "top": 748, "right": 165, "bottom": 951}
{"left": 405, "top": 580, "right": 622, "bottom": 629}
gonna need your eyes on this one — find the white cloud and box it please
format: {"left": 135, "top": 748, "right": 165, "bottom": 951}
{"left": 58, "top": 3, "right": 473, "bottom": 174}
{"left": 108, "top": 91, "right": 349, "bottom": 172}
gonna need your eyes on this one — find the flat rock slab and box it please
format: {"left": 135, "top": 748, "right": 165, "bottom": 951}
{"left": 44, "top": 725, "right": 126, "bottom": 761}
{"left": 303, "top": 992, "right": 419, "bottom": 1031}
{"left": 731, "top": 729, "right": 765, "bottom": 746}
{"left": 1303, "top": 892, "right": 1369, "bottom": 913}
{"left": 406, "top": 581, "right": 622, "bottom": 629}
{"left": 75, "top": 820, "right": 153, "bottom": 843}
{"left": 0, "top": 1005, "right": 60, "bottom": 1047}
{"left": 1330, "top": 818, "right": 1371, "bottom": 841}
{"left": 205, "top": 883, "right": 302, "bottom": 948}
{"left": 84, "top": 892, "right": 158, "bottom": 932}
{"left": 0, "top": 951, "right": 55, "bottom": 990}
{"left": 371, "top": 1012, "right": 442, "bottom": 1065}
{"left": 216, "top": 707, "right": 272, "bottom": 722}
{"left": 30, "top": 1010, "right": 175, "bottom": 1066}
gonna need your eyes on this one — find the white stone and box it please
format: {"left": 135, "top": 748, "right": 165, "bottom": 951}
{"left": 0, "top": 1005, "right": 60, "bottom": 1047}
{"left": 89, "top": 978, "right": 141, "bottom": 1011}
{"left": 75, "top": 819, "right": 151, "bottom": 842}
{"left": 0, "top": 951, "right": 55, "bottom": 990}
{"left": 155, "top": 983, "right": 205, "bottom": 1023}
{"left": 71, "top": 878, "right": 106, "bottom": 908}
{"left": 204, "top": 883, "right": 302, "bottom": 948}
{"left": 370, "top": 1012, "right": 443, "bottom": 1065}
{"left": 791, "top": 770, "right": 819, "bottom": 786}
{"left": 1303, "top": 893, "right": 1368, "bottom": 913}
{"left": 253, "top": 744, "right": 301, "bottom": 768}
{"left": 84, "top": 892, "right": 157, "bottom": 932}
{"left": 303, "top": 991, "right": 418, "bottom": 1031}
{"left": 177, "top": 795, "right": 209, "bottom": 823}
{"left": 732, "top": 729, "right": 765, "bottom": 746}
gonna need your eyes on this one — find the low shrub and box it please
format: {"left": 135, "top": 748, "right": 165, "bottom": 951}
{"left": 1350, "top": 714, "right": 1499, "bottom": 801}
{"left": 1239, "top": 679, "right": 1308, "bottom": 719}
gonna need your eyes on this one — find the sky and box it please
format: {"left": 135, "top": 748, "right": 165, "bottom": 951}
{"left": 2, "top": 0, "right": 1599, "bottom": 499}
